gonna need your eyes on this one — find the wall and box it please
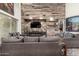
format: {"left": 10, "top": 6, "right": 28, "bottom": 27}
{"left": 0, "top": 3, "right": 21, "bottom": 34}
{"left": 66, "top": 3, "right": 79, "bottom": 18}
{"left": 0, "top": 13, "right": 17, "bottom": 38}
{"left": 65, "top": 3, "right": 79, "bottom": 55}
{"left": 21, "top": 3, "right": 65, "bottom": 35}
{"left": 64, "top": 3, "right": 79, "bottom": 34}
{"left": 14, "top": 3, "right": 21, "bottom": 34}
{"left": 0, "top": 3, "right": 21, "bottom": 45}
{"left": 0, "top": 12, "right": 17, "bottom": 47}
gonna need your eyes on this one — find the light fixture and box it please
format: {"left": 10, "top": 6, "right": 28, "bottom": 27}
{"left": 29, "top": 16, "right": 33, "bottom": 19}
{"left": 40, "top": 17, "right": 43, "bottom": 19}
{"left": 50, "top": 17, "right": 54, "bottom": 21}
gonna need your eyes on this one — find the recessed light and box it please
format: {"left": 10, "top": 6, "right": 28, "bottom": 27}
{"left": 40, "top": 17, "right": 43, "bottom": 19}
{"left": 29, "top": 16, "right": 33, "bottom": 19}
{"left": 50, "top": 17, "right": 54, "bottom": 21}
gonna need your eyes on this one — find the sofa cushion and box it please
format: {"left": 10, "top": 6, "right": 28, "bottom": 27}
{"left": 64, "top": 32, "right": 74, "bottom": 39}
{"left": 0, "top": 39, "right": 1, "bottom": 46}
{"left": 40, "top": 36, "right": 60, "bottom": 42}
{"left": 24, "top": 36, "right": 38, "bottom": 42}
{"left": 2, "top": 37, "right": 22, "bottom": 43}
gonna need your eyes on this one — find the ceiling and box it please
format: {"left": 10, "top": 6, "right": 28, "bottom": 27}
{"left": 21, "top": 3, "right": 65, "bottom": 20}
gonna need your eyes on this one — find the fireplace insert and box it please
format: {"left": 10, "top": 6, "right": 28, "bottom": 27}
{"left": 30, "top": 21, "right": 41, "bottom": 28}
{"left": 22, "top": 21, "right": 46, "bottom": 37}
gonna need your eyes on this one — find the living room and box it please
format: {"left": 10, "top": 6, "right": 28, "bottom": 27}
{"left": 0, "top": 3, "right": 79, "bottom": 56}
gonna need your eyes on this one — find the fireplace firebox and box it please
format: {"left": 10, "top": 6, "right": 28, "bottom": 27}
{"left": 30, "top": 21, "right": 41, "bottom": 28}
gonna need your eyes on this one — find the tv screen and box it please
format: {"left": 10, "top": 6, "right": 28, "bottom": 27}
{"left": 30, "top": 22, "right": 41, "bottom": 28}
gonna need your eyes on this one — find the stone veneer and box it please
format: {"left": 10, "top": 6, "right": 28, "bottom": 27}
{"left": 21, "top": 3, "right": 65, "bottom": 35}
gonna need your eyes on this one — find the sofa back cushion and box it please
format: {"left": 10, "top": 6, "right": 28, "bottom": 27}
{"left": 2, "top": 37, "right": 22, "bottom": 43}
{"left": 40, "top": 36, "right": 60, "bottom": 42}
{"left": 24, "top": 36, "right": 38, "bottom": 42}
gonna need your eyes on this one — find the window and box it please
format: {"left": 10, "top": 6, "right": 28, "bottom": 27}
{"left": 66, "top": 16, "right": 79, "bottom": 32}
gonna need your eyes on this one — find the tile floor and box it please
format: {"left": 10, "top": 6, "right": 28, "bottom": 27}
{"left": 67, "top": 48, "right": 79, "bottom": 56}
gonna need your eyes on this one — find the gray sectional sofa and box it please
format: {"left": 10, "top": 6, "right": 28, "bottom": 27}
{"left": 0, "top": 32, "right": 66, "bottom": 56}
{"left": 1, "top": 42, "right": 64, "bottom": 56}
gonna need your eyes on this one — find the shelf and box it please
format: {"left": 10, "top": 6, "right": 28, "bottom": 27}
{"left": 24, "top": 19, "right": 46, "bottom": 22}
{"left": 46, "top": 21, "right": 57, "bottom": 22}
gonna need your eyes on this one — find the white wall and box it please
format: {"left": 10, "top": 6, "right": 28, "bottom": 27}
{"left": 65, "top": 3, "right": 79, "bottom": 34}
{"left": 66, "top": 3, "right": 79, "bottom": 18}
{"left": 14, "top": 3, "right": 21, "bottom": 34}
